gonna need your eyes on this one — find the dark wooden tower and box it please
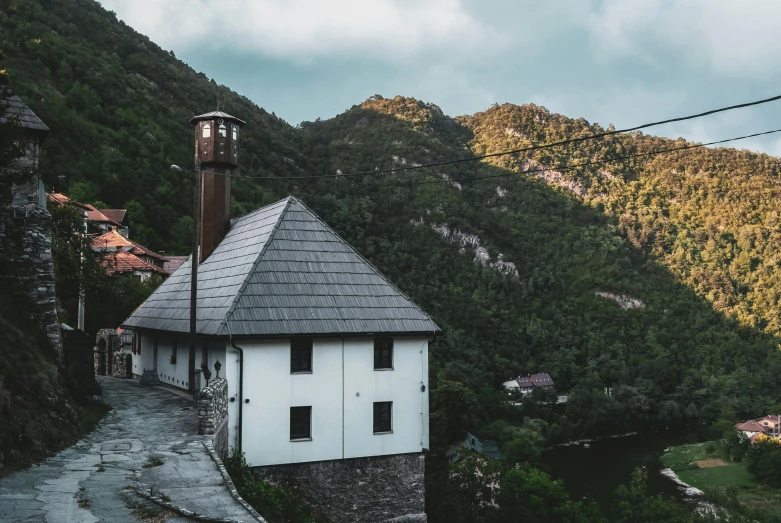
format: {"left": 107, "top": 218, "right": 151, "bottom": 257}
{"left": 190, "top": 110, "right": 245, "bottom": 262}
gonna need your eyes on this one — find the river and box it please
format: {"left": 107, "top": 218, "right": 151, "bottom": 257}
{"left": 544, "top": 429, "right": 706, "bottom": 520}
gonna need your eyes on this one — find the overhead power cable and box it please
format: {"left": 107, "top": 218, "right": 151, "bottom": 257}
{"left": 198, "top": 92, "right": 781, "bottom": 181}
{"left": 339, "top": 127, "right": 781, "bottom": 189}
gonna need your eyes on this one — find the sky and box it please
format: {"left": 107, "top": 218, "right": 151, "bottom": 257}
{"left": 100, "top": 0, "right": 781, "bottom": 155}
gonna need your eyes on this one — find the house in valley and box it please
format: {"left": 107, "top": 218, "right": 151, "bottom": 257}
{"left": 448, "top": 432, "right": 502, "bottom": 463}
{"left": 121, "top": 109, "right": 439, "bottom": 522}
{"left": 735, "top": 420, "right": 766, "bottom": 439}
{"left": 735, "top": 415, "right": 781, "bottom": 441}
{"left": 503, "top": 373, "right": 555, "bottom": 395}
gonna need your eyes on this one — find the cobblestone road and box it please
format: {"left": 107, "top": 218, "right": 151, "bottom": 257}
{"left": 0, "top": 377, "right": 255, "bottom": 523}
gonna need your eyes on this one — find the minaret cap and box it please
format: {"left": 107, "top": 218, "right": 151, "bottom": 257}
{"left": 190, "top": 110, "right": 245, "bottom": 126}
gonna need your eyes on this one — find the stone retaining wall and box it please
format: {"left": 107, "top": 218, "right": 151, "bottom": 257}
{"left": 111, "top": 352, "right": 132, "bottom": 378}
{"left": 0, "top": 206, "right": 61, "bottom": 351}
{"left": 253, "top": 453, "right": 426, "bottom": 523}
{"left": 198, "top": 378, "right": 229, "bottom": 459}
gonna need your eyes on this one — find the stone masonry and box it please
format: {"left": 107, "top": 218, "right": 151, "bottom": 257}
{"left": 0, "top": 205, "right": 61, "bottom": 351}
{"left": 94, "top": 328, "right": 121, "bottom": 376}
{"left": 0, "top": 94, "right": 60, "bottom": 352}
{"left": 253, "top": 453, "right": 426, "bottom": 523}
{"left": 111, "top": 352, "right": 132, "bottom": 378}
{"left": 198, "top": 377, "right": 229, "bottom": 459}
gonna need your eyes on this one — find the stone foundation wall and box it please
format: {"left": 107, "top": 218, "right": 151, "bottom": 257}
{"left": 198, "top": 377, "right": 228, "bottom": 459}
{"left": 111, "top": 352, "right": 132, "bottom": 378}
{"left": 253, "top": 453, "right": 426, "bottom": 523}
{"left": 0, "top": 205, "right": 61, "bottom": 351}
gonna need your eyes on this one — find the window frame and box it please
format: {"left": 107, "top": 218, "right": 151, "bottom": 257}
{"left": 373, "top": 338, "right": 394, "bottom": 370}
{"left": 202, "top": 123, "right": 211, "bottom": 138}
{"left": 290, "top": 406, "right": 312, "bottom": 441}
{"left": 290, "top": 338, "right": 313, "bottom": 374}
{"left": 373, "top": 401, "right": 393, "bottom": 434}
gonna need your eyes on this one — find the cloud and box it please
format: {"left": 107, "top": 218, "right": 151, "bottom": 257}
{"left": 99, "top": 0, "right": 501, "bottom": 61}
{"left": 587, "top": 0, "right": 781, "bottom": 76}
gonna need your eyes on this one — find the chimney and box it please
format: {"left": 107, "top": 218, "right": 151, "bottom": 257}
{"left": 190, "top": 110, "right": 245, "bottom": 262}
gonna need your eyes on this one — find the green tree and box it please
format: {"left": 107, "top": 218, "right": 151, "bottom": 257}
{"left": 490, "top": 465, "right": 605, "bottom": 523}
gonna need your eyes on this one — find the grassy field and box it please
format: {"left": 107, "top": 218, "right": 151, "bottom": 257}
{"left": 662, "top": 441, "right": 781, "bottom": 519}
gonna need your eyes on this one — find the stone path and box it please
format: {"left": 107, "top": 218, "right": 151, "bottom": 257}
{"left": 0, "top": 377, "right": 257, "bottom": 523}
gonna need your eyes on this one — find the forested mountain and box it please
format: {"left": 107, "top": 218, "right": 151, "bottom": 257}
{"left": 4, "top": 0, "right": 781, "bottom": 518}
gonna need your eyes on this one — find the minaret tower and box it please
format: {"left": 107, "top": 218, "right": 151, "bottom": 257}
{"left": 190, "top": 110, "right": 245, "bottom": 261}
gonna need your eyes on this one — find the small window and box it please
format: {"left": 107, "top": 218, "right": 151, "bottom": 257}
{"left": 218, "top": 124, "right": 227, "bottom": 137}
{"left": 291, "top": 338, "right": 312, "bottom": 373}
{"left": 374, "top": 338, "right": 393, "bottom": 370}
{"left": 232, "top": 125, "right": 238, "bottom": 140}
{"left": 373, "top": 401, "right": 392, "bottom": 434}
{"left": 170, "top": 337, "right": 177, "bottom": 365}
{"left": 290, "top": 406, "right": 312, "bottom": 440}
{"left": 202, "top": 123, "right": 211, "bottom": 138}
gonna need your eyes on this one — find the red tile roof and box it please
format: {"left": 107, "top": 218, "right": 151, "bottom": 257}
{"left": 92, "top": 230, "right": 165, "bottom": 261}
{"left": 85, "top": 206, "right": 120, "bottom": 225}
{"left": 47, "top": 192, "right": 92, "bottom": 211}
{"left": 736, "top": 420, "right": 767, "bottom": 433}
{"left": 47, "top": 193, "right": 123, "bottom": 226}
{"left": 99, "top": 250, "right": 170, "bottom": 277}
{"left": 100, "top": 209, "right": 128, "bottom": 225}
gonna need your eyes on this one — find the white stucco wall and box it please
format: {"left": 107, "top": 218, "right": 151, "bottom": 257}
{"left": 132, "top": 331, "right": 156, "bottom": 377}
{"left": 156, "top": 335, "right": 191, "bottom": 389}
{"left": 343, "top": 337, "right": 429, "bottom": 459}
{"left": 238, "top": 336, "right": 429, "bottom": 467}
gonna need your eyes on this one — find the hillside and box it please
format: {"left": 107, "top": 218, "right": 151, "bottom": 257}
{"left": 4, "top": 0, "right": 781, "bottom": 518}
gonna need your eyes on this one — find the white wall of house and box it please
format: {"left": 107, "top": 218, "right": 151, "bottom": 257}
{"left": 237, "top": 336, "right": 430, "bottom": 467}
{"left": 155, "top": 335, "right": 191, "bottom": 389}
{"left": 343, "top": 337, "right": 429, "bottom": 459}
{"left": 132, "top": 331, "right": 157, "bottom": 377}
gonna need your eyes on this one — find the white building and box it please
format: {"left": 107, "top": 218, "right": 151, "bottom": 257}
{"left": 123, "top": 195, "right": 439, "bottom": 521}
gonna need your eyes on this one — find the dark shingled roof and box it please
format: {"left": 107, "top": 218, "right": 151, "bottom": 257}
{"left": 530, "top": 373, "right": 554, "bottom": 387}
{"left": 122, "top": 197, "right": 440, "bottom": 337}
{"left": 1, "top": 95, "right": 49, "bottom": 132}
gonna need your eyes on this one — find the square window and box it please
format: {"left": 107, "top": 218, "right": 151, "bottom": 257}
{"left": 373, "top": 401, "right": 392, "bottom": 434}
{"left": 290, "top": 406, "right": 312, "bottom": 440}
{"left": 290, "top": 339, "right": 313, "bottom": 373}
{"left": 374, "top": 338, "right": 393, "bottom": 370}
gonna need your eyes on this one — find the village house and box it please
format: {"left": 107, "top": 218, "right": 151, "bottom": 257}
{"left": 122, "top": 110, "right": 439, "bottom": 522}
{"left": 735, "top": 415, "right": 781, "bottom": 442}
{"left": 47, "top": 192, "right": 128, "bottom": 237}
{"left": 47, "top": 194, "right": 172, "bottom": 282}
{"left": 91, "top": 229, "right": 170, "bottom": 282}
{"left": 448, "top": 432, "right": 502, "bottom": 463}
{"left": 503, "top": 372, "right": 555, "bottom": 395}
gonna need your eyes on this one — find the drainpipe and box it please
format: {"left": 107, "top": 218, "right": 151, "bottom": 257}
{"left": 227, "top": 322, "right": 244, "bottom": 454}
{"left": 342, "top": 336, "right": 344, "bottom": 459}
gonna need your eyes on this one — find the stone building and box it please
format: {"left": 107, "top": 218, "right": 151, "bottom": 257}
{"left": 0, "top": 92, "right": 61, "bottom": 351}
